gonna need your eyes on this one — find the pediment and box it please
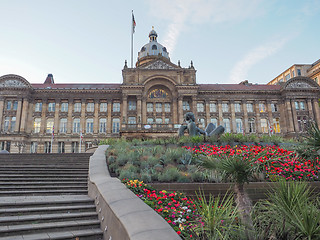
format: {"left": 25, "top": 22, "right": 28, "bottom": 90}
{"left": 0, "top": 74, "right": 32, "bottom": 89}
{"left": 141, "top": 60, "right": 178, "bottom": 70}
{"left": 284, "top": 76, "right": 320, "bottom": 90}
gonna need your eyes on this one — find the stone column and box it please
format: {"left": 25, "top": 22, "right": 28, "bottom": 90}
{"left": 137, "top": 96, "right": 142, "bottom": 129}
{"left": 218, "top": 100, "right": 223, "bottom": 125}
{"left": 20, "top": 98, "right": 30, "bottom": 132}
{"left": 54, "top": 100, "right": 60, "bottom": 133}
{"left": 254, "top": 101, "right": 261, "bottom": 133}
{"left": 172, "top": 97, "right": 177, "bottom": 124}
{"left": 267, "top": 101, "right": 273, "bottom": 129}
{"left": 290, "top": 100, "right": 299, "bottom": 132}
{"left": 107, "top": 101, "right": 112, "bottom": 134}
{"left": 192, "top": 96, "right": 197, "bottom": 123}
{"left": 230, "top": 101, "right": 236, "bottom": 133}
{"left": 285, "top": 99, "right": 294, "bottom": 133}
{"left": 142, "top": 97, "right": 147, "bottom": 124}
{"left": 80, "top": 99, "right": 86, "bottom": 133}
{"left": 313, "top": 99, "right": 320, "bottom": 125}
{"left": 26, "top": 101, "right": 34, "bottom": 134}
{"left": 178, "top": 96, "right": 183, "bottom": 124}
{"left": 242, "top": 101, "right": 248, "bottom": 133}
{"left": 278, "top": 100, "right": 287, "bottom": 134}
{"left": 14, "top": 99, "right": 23, "bottom": 132}
{"left": 40, "top": 100, "right": 47, "bottom": 134}
{"left": 121, "top": 95, "right": 127, "bottom": 127}
{"left": 93, "top": 100, "right": 99, "bottom": 133}
{"left": 67, "top": 100, "right": 73, "bottom": 134}
{"left": 307, "top": 99, "right": 314, "bottom": 120}
{"left": 0, "top": 98, "right": 4, "bottom": 130}
{"left": 205, "top": 100, "right": 210, "bottom": 126}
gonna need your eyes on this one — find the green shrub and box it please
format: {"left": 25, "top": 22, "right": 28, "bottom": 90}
{"left": 116, "top": 153, "right": 129, "bottom": 166}
{"left": 119, "top": 170, "right": 139, "bottom": 180}
{"left": 177, "top": 174, "right": 191, "bottom": 183}
{"left": 191, "top": 171, "right": 204, "bottom": 182}
{"left": 140, "top": 171, "right": 152, "bottom": 183}
{"left": 107, "top": 155, "right": 116, "bottom": 164}
{"left": 158, "top": 167, "right": 180, "bottom": 182}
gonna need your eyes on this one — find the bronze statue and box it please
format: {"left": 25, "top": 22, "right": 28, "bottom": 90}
{"left": 178, "top": 112, "right": 225, "bottom": 137}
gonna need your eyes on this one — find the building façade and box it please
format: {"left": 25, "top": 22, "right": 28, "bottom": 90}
{"left": 1, "top": 29, "right": 320, "bottom": 153}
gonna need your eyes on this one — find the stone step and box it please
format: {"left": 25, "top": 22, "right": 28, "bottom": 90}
{"left": 0, "top": 181, "right": 88, "bottom": 186}
{"left": 0, "top": 204, "right": 96, "bottom": 216}
{"left": 0, "top": 185, "right": 87, "bottom": 190}
{"left": 0, "top": 228, "right": 103, "bottom": 240}
{"left": 0, "top": 189, "right": 88, "bottom": 196}
{"left": 0, "top": 178, "right": 88, "bottom": 182}
{"left": 0, "top": 167, "right": 89, "bottom": 170}
{"left": 0, "top": 174, "right": 88, "bottom": 178}
{"left": 0, "top": 212, "right": 98, "bottom": 226}
{"left": 0, "top": 219, "right": 101, "bottom": 237}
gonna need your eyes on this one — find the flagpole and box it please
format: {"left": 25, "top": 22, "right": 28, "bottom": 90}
{"left": 131, "top": 10, "right": 134, "bottom": 68}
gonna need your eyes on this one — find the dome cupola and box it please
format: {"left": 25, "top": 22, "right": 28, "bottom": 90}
{"left": 137, "top": 27, "right": 170, "bottom": 64}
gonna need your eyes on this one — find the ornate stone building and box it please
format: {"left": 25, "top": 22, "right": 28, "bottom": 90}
{"left": 1, "top": 29, "right": 320, "bottom": 153}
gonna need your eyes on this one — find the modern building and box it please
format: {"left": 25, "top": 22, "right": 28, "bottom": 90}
{"left": 268, "top": 59, "right": 320, "bottom": 85}
{"left": 1, "top": 29, "right": 320, "bottom": 153}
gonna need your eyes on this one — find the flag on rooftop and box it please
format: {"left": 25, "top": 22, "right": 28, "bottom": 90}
{"left": 132, "top": 11, "right": 136, "bottom": 33}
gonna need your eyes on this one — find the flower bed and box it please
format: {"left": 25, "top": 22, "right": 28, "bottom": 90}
{"left": 185, "top": 144, "right": 320, "bottom": 181}
{"left": 122, "top": 179, "right": 198, "bottom": 238}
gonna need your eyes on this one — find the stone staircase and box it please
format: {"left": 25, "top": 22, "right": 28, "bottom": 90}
{"left": 0, "top": 153, "right": 103, "bottom": 240}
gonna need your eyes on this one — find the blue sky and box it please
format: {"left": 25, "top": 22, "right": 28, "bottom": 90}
{"left": 0, "top": 0, "right": 319, "bottom": 84}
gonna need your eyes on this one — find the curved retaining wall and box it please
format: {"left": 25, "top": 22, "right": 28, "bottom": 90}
{"left": 88, "top": 145, "right": 181, "bottom": 240}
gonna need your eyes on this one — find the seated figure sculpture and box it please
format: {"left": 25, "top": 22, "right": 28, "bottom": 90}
{"left": 178, "top": 112, "right": 225, "bottom": 137}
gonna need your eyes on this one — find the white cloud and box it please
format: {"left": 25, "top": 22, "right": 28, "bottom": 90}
{"left": 147, "top": 0, "right": 267, "bottom": 53}
{"left": 229, "top": 38, "right": 289, "bottom": 83}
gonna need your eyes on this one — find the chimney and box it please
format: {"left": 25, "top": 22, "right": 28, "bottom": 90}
{"left": 44, "top": 74, "right": 54, "bottom": 84}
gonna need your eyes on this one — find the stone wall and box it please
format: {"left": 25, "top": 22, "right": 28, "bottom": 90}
{"left": 88, "top": 145, "right": 181, "bottom": 240}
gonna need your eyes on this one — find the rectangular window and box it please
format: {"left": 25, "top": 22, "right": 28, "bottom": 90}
{"left": 279, "top": 78, "right": 284, "bottom": 83}
{"left": 297, "top": 116, "right": 307, "bottom": 132}
{"left": 147, "top": 118, "right": 153, "bottom": 124}
{"left": 72, "top": 142, "right": 79, "bottom": 153}
{"left": 297, "top": 69, "right": 301, "bottom": 76}
{"left": 292, "top": 70, "right": 295, "bottom": 78}
{"left": 4, "top": 117, "right": 10, "bottom": 132}
{"left": 259, "top": 103, "right": 266, "bottom": 113}
{"left": 86, "top": 118, "right": 94, "bottom": 133}
{"left": 156, "top": 103, "right": 162, "bottom": 112}
{"left": 10, "top": 117, "right": 16, "bottom": 132}
{"left": 273, "top": 118, "right": 281, "bottom": 133}
{"left": 147, "top": 103, "right": 153, "bottom": 112}
{"left": 164, "top": 118, "right": 170, "bottom": 124}
{"left": 74, "top": 102, "right": 81, "bottom": 112}
{"left": 30, "top": 142, "right": 38, "bottom": 153}
{"left": 34, "top": 118, "right": 41, "bottom": 133}
{"left": 73, "top": 118, "right": 80, "bottom": 133}
{"left": 48, "top": 102, "right": 55, "bottom": 112}
{"left": 236, "top": 118, "right": 243, "bottom": 133}
{"left": 128, "top": 100, "right": 136, "bottom": 111}
{"left": 299, "top": 101, "right": 305, "bottom": 110}
{"left": 222, "top": 103, "right": 229, "bottom": 112}
{"left": 285, "top": 73, "right": 290, "bottom": 81}
{"left": 156, "top": 118, "right": 162, "bottom": 124}
{"left": 247, "top": 103, "right": 253, "bottom": 112}
{"left": 234, "top": 103, "right": 241, "bottom": 112}
{"left": 13, "top": 101, "right": 18, "bottom": 111}
{"left": 271, "top": 103, "right": 278, "bottom": 112}
{"left": 87, "top": 102, "right": 94, "bottom": 112}
{"left": 100, "top": 102, "right": 107, "bottom": 112}
{"left": 261, "top": 119, "right": 268, "bottom": 133}
{"left": 197, "top": 103, "right": 204, "bottom": 112}
{"left": 59, "top": 118, "right": 68, "bottom": 133}
{"left": 44, "top": 142, "right": 51, "bottom": 153}
{"left": 164, "top": 103, "right": 171, "bottom": 112}
{"left": 61, "top": 102, "right": 68, "bottom": 112}
{"left": 112, "top": 118, "right": 120, "bottom": 133}
{"left": 209, "top": 103, "right": 216, "bottom": 112}
{"left": 35, "top": 102, "right": 42, "bottom": 112}
{"left": 210, "top": 118, "right": 217, "bottom": 128}
{"left": 223, "top": 118, "right": 230, "bottom": 133}
{"left": 199, "top": 118, "right": 205, "bottom": 128}
{"left": 99, "top": 118, "right": 107, "bottom": 133}
{"left": 128, "top": 117, "right": 136, "bottom": 124}
{"left": 295, "top": 101, "right": 299, "bottom": 110}
{"left": 58, "top": 142, "right": 65, "bottom": 153}
{"left": 182, "top": 101, "right": 190, "bottom": 111}
{"left": 248, "top": 118, "right": 256, "bottom": 133}
{"left": 112, "top": 102, "right": 120, "bottom": 112}
{"left": 6, "top": 101, "right": 12, "bottom": 110}
{"left": 46, "top": 118, "right": 54, "bottom": 133}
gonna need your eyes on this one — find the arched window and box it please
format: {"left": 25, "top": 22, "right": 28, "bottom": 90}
{"left": 152, "top": 45, "right": 157, "bottom": 50}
